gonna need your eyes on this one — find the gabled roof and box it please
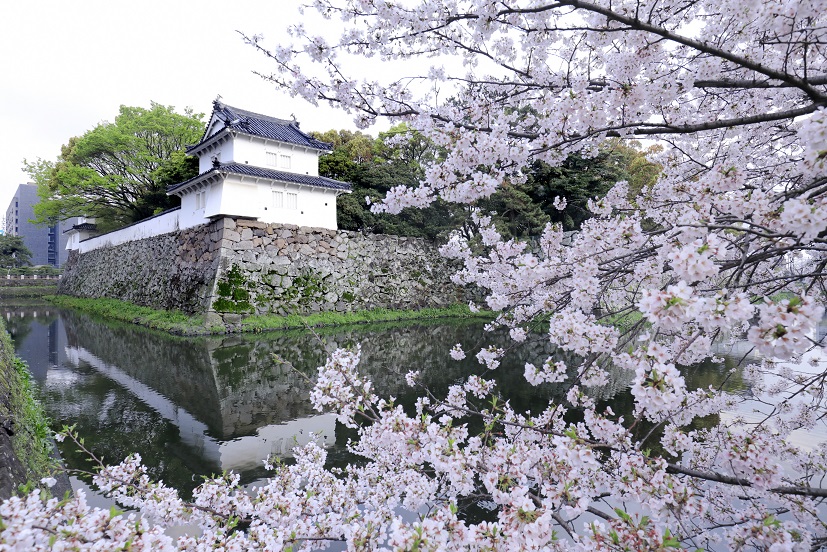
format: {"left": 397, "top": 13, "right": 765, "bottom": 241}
{"left": 188, "top": 101, "right": 333, "bottom": 154}
{"left": 167, "top": 163, "right": 352, "bottom": 195}
{"left": 63, "top": 222, "right": 97, "bottom": 234}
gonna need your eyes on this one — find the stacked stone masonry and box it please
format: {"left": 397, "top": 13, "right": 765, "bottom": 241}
{"left": 59, "top": 217, "right": 464, "bottom": 323}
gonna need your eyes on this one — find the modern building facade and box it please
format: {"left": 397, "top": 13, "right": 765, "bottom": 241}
{"left": 4, "top": 183, "right": 71, "bottom": 267}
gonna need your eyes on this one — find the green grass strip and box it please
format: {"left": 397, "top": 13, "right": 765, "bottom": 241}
{"left": 45, "top": 295, "right": 492, "bottom": 335}
{"left": 45, "top": 295, "right": 211, "bottom": 335}
{"left": 242, "top": 304, "right": 492, "bottom": 332}
{"left": 0, "top": 319, "right": 57, "bottom": 496}
{"left": 0, "top": 285, "right": 59, "bottom": 297}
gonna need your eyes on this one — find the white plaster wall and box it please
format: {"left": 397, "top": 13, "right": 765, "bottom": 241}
{"left": 256, "top": 180, "right": 339, "bottom": 229}
{"left": 178, "top": 189, "right": 212, "bottom": 230}
{"left": 232, "top": 138, "right": 320, "bottom": 176}
{"left": 174, "top": 177, "right": 341, "bottom": 231}
{"left": 206, "top": 118, "right": 225, "bottom": 138}
{"left": 198, "top": 138, "right": 234, "bottom": 174}
{"left": 76, "top": 210, "right": 181, "bottom": 254}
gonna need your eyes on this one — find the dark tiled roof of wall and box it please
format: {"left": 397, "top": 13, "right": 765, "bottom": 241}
{"left": 167, "top": 163, "right": 351, "bottom": 194}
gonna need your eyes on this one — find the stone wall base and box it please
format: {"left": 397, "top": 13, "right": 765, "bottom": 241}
{"left": 59, "top": 217, "right": 464, "bottom": 323}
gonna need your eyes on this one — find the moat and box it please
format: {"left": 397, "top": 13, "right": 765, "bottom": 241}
{"left": 7, "top": 299, "right": 819, "bottom": 502}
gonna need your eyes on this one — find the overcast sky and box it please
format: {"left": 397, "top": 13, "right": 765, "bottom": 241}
{"left": 0, "top": 1, "right": 375, "bottom": 218}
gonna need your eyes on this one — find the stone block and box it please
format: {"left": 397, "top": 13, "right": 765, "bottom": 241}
{"left": 242, "top": 250, "right": 257, "bottom": 263}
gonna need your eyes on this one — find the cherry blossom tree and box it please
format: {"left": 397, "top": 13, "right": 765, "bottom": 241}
{"left": 4, "top": 0, "right": 827, "bottom": 549}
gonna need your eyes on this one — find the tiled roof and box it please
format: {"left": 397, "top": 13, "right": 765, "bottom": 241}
{"left": 167, "top": 163, "right": 352, "bottom": 194}
{"left": 188, "top": 101, "right": 333, "bottom": 153}
{"left": 63, "top": 222, "right": 97, "bottom": 234}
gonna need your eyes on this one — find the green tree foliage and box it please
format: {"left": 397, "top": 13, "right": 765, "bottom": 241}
{"left": 0, "top": 235, "right": 32, "bottom": 268}
{"left": 23, "top": 103, "right": 203, "bottom": 232}
{"left": 316, "top": 125, "right": 462, "bottom": 240}
{"left": 319, "top": 126, "right": 660, "bottom": 239}
{"left": 522, "top": 140, "right": 661, "bottom": 230}
{"left": 476, "top": 182, "right": 551, "bottom": 239}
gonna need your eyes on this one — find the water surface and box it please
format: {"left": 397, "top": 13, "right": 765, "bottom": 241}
{"left": 5, "top": 301, "right": 801, "bottom": 498}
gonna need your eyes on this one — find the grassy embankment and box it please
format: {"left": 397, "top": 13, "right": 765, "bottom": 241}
{"left": 0, "top": 280, "right": 59, "bottom": 299}
{"left": 0, "top": 318, "right": 55, "bottom": 499}
{"left": 45, "top": 295, "right": 491, "bottom": 335}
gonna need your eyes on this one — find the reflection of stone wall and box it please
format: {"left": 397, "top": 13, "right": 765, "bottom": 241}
{"left": 61, "top": 311, "right": 225, "bottom": 433}
{"left": 59, "top": 217, "right": 464, "bottom": 320}
{"left": 60, "top": 308, "right": 634, "bottom": 443}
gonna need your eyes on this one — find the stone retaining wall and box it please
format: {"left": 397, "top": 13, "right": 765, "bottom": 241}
{"left": 59, "top": 224, "right": 219, "bottom": 314}
{"left": 59, "top": 217, "right": 463, "bottom": 323}
{"left": 212, "top": 218, "right": 462, "bottom": 318}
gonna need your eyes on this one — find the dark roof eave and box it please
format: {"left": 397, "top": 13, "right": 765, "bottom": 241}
{"left": 186, "top": 127, "right": 332, "bottom": 155}
{"left": 192, "top": 100, "right": 334, "bottom": 153}
{"left": 167, "top": 164, "right": 352, "bottom": 195}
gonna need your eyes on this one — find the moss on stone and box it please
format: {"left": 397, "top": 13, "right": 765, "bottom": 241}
{"left": 214, "top": 264, "right": 253, "bottom": 314}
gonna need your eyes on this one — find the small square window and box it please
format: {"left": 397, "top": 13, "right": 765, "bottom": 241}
{"left": 266, "top": 152, "right": 278, "bottom": 167}
{"left": 279, "top": 154, "right": 291, "bottom": 169}
{"left": 286, "top": 192, "right": 297, "bottom": 210}
{"left": 273, "top": 191, "right": 284, "bottom": 209}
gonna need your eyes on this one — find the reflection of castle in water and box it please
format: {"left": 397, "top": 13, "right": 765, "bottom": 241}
{"left": 64, "top": 344, "right": 336, "bottom": 473}
{"left": 5, "top": 307, "right": 340, "bottom": 474}
{"left": 5, "top": 304, "right": 640, "bottom": 482}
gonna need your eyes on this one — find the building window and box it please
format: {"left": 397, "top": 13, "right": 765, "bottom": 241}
{"left": 195, "top": 190, "right": 207, "bottom": 210}
{"left": 279, "top": 154, "right": 291, "bottom": 169}
{"left": 266, "top": 152, "right": 278, "bottom": 167}
{"left": 272, "top": 191, "right": 283, "bottom": 209}
{"left": 286, "top": 192, "right": 297, "bottom": 210}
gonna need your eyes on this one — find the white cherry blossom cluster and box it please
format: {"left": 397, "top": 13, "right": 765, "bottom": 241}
{"left": 747, "top": 296, "right": 825, "bottom": 358}
{"left": 308, "top": 345, "right": 376, "bottom": 427}
{"left": 626, "top": 351, "right": 688, "bottom": 421}
{"left": 5, "top": 0, "right": 827, "bottom": 548}
{"left": 778, "top": 197, "right": 827, "bottom": 241}
{"left": 638, "top": 281, "right": 696, "bottom": 331}
{"left": 524, "top": 358, "right": 568, "bottom": 386}
{"left": 668, "top": 234, "right": 723, "bottom": 283}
